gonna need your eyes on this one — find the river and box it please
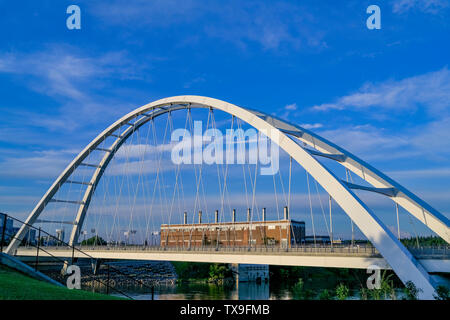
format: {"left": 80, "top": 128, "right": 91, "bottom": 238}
{"left": 104, "top": 281, "right": 364, "bottom": 300}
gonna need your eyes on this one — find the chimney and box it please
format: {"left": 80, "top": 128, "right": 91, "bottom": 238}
{"left": 247, "top": 208, "right": 251, "bottom": 222}
{"left": 215, "top": 210, "right": 219, "bottom": 223}
{"left": 198, "top": 210, "right": 202, "bottom": 224}
{"left": 262, "top": 208, "right": 266, "bottom": 222}
{"left": 232, "top": 209, "right": 236, "bottom": 223}
{"left": 183, "top": 212, "right": 187, "bottom": 224}
{"left": 284, "top": 206, "right": 289, "bottom": 220}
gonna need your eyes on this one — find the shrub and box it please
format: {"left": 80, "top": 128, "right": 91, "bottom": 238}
{"left": 402, "top": 281, "right": 422, "bottom": 300}
{"left": 335, "top": 283, "right": 350, "bottom": 300}
{"left": 434, "top": 285, "right": 450, "bottom": 300}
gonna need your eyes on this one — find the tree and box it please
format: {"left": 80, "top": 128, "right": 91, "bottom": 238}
{"left": 81, "top": 235, "right": 106, "bottom": 246}
{"left": 402, "top": 281, "right": 422, "bottom": 300}
{"left": 292, "top": 278, "right": 304, "bottom": 299}
{"left": 335, "top": 283, "right": 350, "bottom": 300}
{"left": 368, "top": 286, "right": 382, "bottom": 300}
{"left": 433, "top": 285, "right": 450, "bottom": 300}
{"left": 292, "top": 278, "right": 314, "bottom": 300}
{"left": 172, "top": 262, "right": 211, "bottom": 280}
{"left": 380, "top": 271, "right": 396, "bottom": 300}
{"left": 368, "top": 271, "right": 396, "bottom": 300}
{"left": 359, "top": 287, "right": 368, "bottom": 300}
{"left": 318, "top": 289, "right": 333, "bottom": 300}
{"left": 208, "top": 264, "right": 231, "bottom": 282}
{"left": 401, "top": 236, "right": 446, "bottom": 247}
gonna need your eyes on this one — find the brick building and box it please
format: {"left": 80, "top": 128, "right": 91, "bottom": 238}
{"left": 160, "top": 207, "right": 305, "bottom": 248}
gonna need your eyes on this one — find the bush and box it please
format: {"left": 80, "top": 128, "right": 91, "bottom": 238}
{"left": 208, "top": 264, "right": 232, "bottom": 282}
{"left": 81, "top": 236, "right": 106, "bottom": 246}
{"left": 318, "top": 289, "right": 333, "bottom": 300}
{"left": 292, "top": 278, "right": 315, "bottom": 300}
{"left": 402, "top": 281, "right": 422, "bottom": 300}
{"left": 172, "top": 262, "right": 211, "bottom": 280}
{"left": 434, "top": 285, "right": 450, "bottom": 300}
{"left": 335, "top": 283, "right": 350, "bottom": 300}
{"left": 359, "top": 287, "right": 368, "bottom": 300}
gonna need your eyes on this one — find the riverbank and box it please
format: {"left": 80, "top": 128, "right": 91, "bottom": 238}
{"left": 0, "top": 265, "right": 125, "bottom": 300}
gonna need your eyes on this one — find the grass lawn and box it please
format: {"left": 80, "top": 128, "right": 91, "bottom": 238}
{"left": 0, "top": 265, "right": 127, "bottom": 300}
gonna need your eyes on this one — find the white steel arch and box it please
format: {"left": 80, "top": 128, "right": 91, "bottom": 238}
{"left": 6, "top": 95, "right": 450, "bottom": 299}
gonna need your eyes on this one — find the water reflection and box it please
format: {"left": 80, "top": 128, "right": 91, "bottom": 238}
{"left": 112, "top": 281, "right": 275, "bottom": 300}
{"left": 235, "top": 282, "right": 270, "bottom": 300}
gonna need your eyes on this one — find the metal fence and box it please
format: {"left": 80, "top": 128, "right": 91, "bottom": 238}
{"left": 0, "top": 213, "right": 158, "bottom": 299}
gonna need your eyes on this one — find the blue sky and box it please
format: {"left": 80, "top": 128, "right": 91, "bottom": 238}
{"left": 0, "top": 0, "right": 449, "bottom": 240}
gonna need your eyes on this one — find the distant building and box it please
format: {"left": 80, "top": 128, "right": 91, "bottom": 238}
{"left": 0, "top": 213, "right": 14, "bottom": 241}
{"left": 11, "top": 227, "right": 36, "bottom": 245}
{"left": 304, "top": 235, "right": 330, "bottom": 244}
{"left": 55, "top": 229, "right": 65, "bottom": 244}
{"left": 25, "top": 229, "right": 36, "bottom": 245}
{"left": 1, "top": 214, "right": 36, "bottom": 245}
{"left": 160, "top": 207, "right": 305, "bottom": 248}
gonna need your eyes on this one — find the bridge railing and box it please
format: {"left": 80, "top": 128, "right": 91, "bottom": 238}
{"left": 5, "top": 212, "right": 448, "bottom": 261}
{"left": 67, "top": 243, "right": 449, "bottom": 259}
{"left": 406, "top": 246, "right": 449, "bottom": 259}
{"left": 1, "top": 213, "right": 158, "bottom": 299}
{"left": 72, "top": 243, "right": 383, "bottom": 256}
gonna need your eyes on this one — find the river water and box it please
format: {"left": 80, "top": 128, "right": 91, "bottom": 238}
{"left": 107, "top": 281, "right": 362, "bottom": 300}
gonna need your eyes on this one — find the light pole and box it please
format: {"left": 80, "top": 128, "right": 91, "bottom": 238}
{"left": 81, "top": 230, "right": 88, "bottom": 245}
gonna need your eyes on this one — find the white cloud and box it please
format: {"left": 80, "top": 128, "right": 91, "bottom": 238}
{"left": 410, "top": 117, "right": 450, "bottom": 156}
{"left": 311, "top": 67, "right": 450, "bottom": 116}
{"left": 316, "top": 116, "right": 450, "bottom": 165}
{"left": 107, "top": 159, "right": 175, "bottom": 175}
{"left": 0, "top": 195, "right": 40, "bottom": 206}
{"left": 0, "top": 149, "right": 76, "bottom": 179}
{"left": 306, "top": 68, "right": 450, "bottom": 166}
{"left": 387, "top": 167, "right": 450, "bottom": 178}
{"left": 301, "top": 123, "right": 323, "bottom": 130}
{"left": 92, "top": 0, "right": 327, "bottom": 51}
{"left": 319, "top": 124, "right": 412, "bottom": 161}
{"left": 115, "top": 143, "right": 175, "bottom": 159}
{"left": 0, "top": 47, "right": 139, "bottom": 101}
{"left": 392, "top": 0, "right": 449, "bottom": 14}
{"left": 284, "top": 103, "right": 297, "bottom": 111}
{"left": 277, "top": 102, "right": 301, "bottom": 120}
{"left": 0, "top": 46, "right": 149, "bottom": 131}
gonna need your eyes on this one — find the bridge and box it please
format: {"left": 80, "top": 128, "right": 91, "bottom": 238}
{"left": 3, "top": 96, "right": 450, "bottom": 299}
{"left": 14, "top": 245, "right": 450, "bottom": 274}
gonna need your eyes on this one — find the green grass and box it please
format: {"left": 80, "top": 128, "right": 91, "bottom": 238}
{"left": 0, "top": 265, "right": 126, "bottom": 300}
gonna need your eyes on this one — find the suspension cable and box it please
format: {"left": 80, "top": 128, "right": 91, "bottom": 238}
{"left": 306, "top": 171, "right": 316, "bottom": 247}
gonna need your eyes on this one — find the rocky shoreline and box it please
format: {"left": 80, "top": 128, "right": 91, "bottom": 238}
{"left": 36, "top": 260, "right": 178, "bottom": 290}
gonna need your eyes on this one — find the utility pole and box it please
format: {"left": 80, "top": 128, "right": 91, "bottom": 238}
{"left": 0, "top": 213, "right": 7, "bottom": 253}
{"left": 329, "top": 196, "right": 333, "bottom": 251}
{"left": 35, "top": 227, "right": 41, "bottom": 271}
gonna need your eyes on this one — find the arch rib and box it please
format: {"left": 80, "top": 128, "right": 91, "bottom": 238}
{"left": 6, "top": 95, "right": 445, "bottom": 299}
{"left": 273, "top": 121, "right": 450, "bottom": 243}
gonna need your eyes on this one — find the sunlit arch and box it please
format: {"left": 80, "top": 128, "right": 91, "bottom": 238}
{"left": 7, "top": 95, "right": 449, "bottom": 299}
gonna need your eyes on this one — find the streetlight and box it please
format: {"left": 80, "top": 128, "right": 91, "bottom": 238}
{"left": 124, "top": 230, "right": 137, "bottom": 245}
{"left": 81, "top": 230, "right": 88, "bottom": 244}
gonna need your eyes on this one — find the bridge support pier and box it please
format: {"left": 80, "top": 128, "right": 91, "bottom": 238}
{"left": 230, "top": 263, "right": 269, "bottom": 283}
{"left": 91, "top": 259, "right": 102, "bottom": 275}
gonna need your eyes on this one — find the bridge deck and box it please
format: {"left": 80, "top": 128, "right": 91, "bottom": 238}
{"left": 15, "top": 245, "right": 450, "bottom": 273}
